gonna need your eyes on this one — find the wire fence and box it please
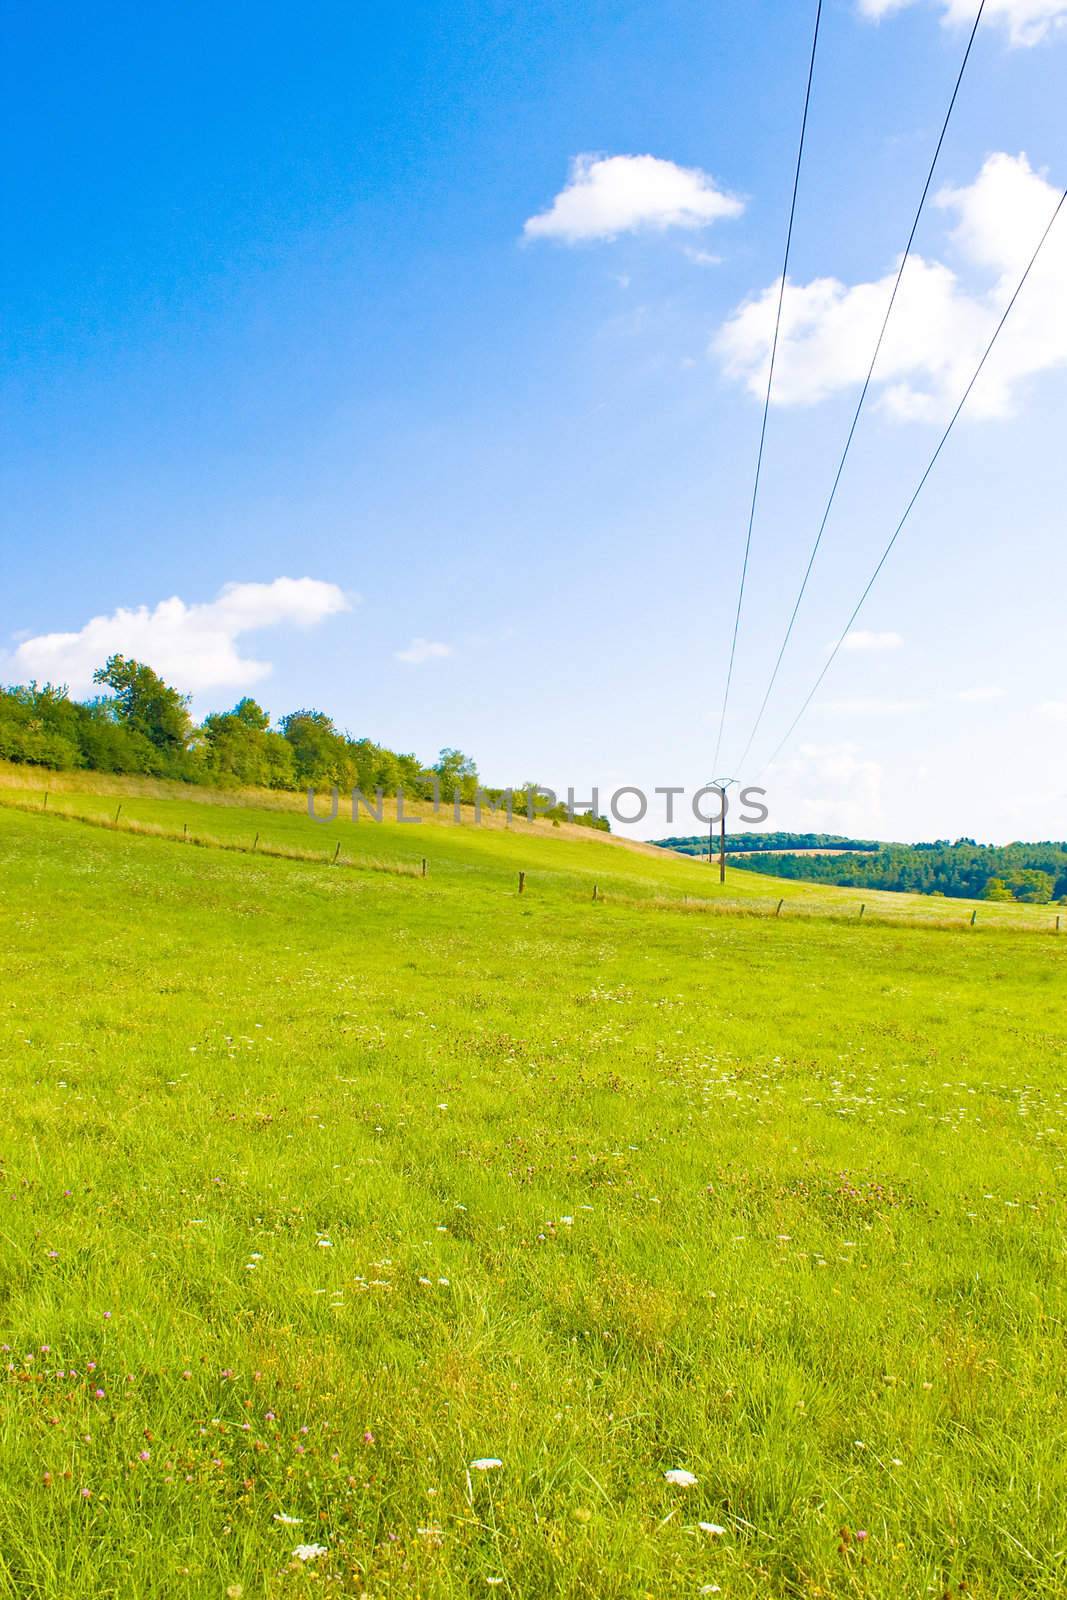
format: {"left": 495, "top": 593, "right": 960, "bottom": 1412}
{"left": 2, "top": 792, "right": 1064, "bottom": 937}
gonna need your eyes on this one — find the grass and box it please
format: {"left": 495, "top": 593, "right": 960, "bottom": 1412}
{"left": 0, "top": 771, "right": 1064, "bottom": 1597}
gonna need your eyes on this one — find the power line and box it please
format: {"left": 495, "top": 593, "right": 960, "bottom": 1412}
{"left": 710, "top": 0, "right": 823, "bottom": 780}
{"left": 756, "top": 182, "right": 1066, "bottom": 780}
{"left": 732, "top": 0, "right": 986, "bottom": 777}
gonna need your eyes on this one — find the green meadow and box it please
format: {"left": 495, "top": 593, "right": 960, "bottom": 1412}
{"left": 0, "top": 772, "right": 1064, "bottom": 1598}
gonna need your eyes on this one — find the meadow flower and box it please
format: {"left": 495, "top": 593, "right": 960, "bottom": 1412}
{"left": 138, "top": 1450, "right": 150, "bottom": 1462}
{"left": 363, "top": 1430, "right": 375, "bottom": 1444}
{"left": 664, "top": 1469, "right": 698, "bottom": 1487}
{"left": 698, "top": 1522, "right": 726, "bottom": 1536}
{"left": 470, "top": 1458, "right": 503, "bottom": 1471}
{"left": 273, "top": 1513, "right": 302, "bottom": 1524}
{"left": 292, "top": 1544, "right": 327, "bottom": 1562}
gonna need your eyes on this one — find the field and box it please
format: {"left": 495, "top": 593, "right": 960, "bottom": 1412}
{"left": 0, "top": 771, "right": 1064, "bottom": 1598}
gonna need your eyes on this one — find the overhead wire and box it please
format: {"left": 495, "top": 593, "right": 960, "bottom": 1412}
{"left": 731, "top": 0, "right": 987, "bottom": 777}
{"left": 755, "top": 182, "right": 1067, "bottom": 780}
{"left": 710, "top": 0, "right": 823, "bottom": 780}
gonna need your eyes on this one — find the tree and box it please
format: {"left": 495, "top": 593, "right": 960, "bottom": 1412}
{"left": 434, "top": 748, "right": 478, "bottom": 802}
{"left": 92, "top": 656, "right": 191, "bottom": 755}
{"left": 202, "top": 699, "right": 294, "bottom": 788}
{"left": 1005, "top": 869, "right": 1055, "bottom": 904}
{"left": 280, "top": 709, "right": 344, "bottom": 785}
{"left": 983, "top": 878, "right": 1014, "bottom": 902}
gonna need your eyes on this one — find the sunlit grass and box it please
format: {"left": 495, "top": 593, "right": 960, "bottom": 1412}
{"left": 0, "top": 778, "right": 1064, "bottom": 1597}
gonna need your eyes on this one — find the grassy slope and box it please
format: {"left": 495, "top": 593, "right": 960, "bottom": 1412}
{"left": 0, "top": 764, "right": 1059, "bottom": 930}
{"left": 0, "top": 777, "right": 1064, "bottom": 1598}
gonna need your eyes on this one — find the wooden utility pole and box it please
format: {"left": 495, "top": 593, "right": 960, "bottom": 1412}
{"left": 719, "top": 789, "right": 727, "bottom": 884}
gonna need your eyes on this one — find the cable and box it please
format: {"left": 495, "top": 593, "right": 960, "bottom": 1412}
{"left": 710, "top": 0, "right": 823, "bottom": 779}
{"left": 756, "top": 182, "right": 1066, "bottom": 780}
{"left": 731, "top": 0, "right": 986, "bottom": 776}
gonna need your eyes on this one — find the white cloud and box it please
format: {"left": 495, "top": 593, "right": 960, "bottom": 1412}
{"left": 840, "top": 629, "right": 904, "bottom": 651}
{"left": 762, "top": 741, "right": 885, "bottom": 834}
{"left": 523, "top": 154, "right": 743, "bottom": 244}
{"left": 858, "top": 0, "right": 1067, "bottom": 47}
{"left": 818, "top": 696, "right": 928, "bottom": 715}
{"left": 394, "top": 637, "right": 452, "bottom": 666}
{"left": 10, "top": 577, "right": 351, "bottom": 695}
{"left": 957, "top": 685, "right": 1006, "bottom": 702}
{"left": 683, "top": 246, "right": 723, "bottom": 267}
{"left": 1037, "top": 699, "right": 1067, "bottom": 721}
{"left": 715, "top": 152, "right": 1067, "bottom": 421}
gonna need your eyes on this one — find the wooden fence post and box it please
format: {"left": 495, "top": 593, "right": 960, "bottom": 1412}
{"left": 518, "top": 871, "right": 525, "bottom": 895}
{"left": 593, "top": 883, "right": 598, "bottom": 901}
{"left": 332, "top": 841, "right": 341, "bottom": 863}
{"left": 253, "top": 833, "right": 259, "bottom": 852}
{"left": 859, "top": 903, "right": 866, "bottom": 919}
{"left": 114, "top": 803, "right": 122, "bottom": 823}
{"left": 421, "top": 857, "right": 427, "bottom": 877}
{"left": 776, "top": 898, "right": 784, "bottom": 917}
{"left": 970, "top": 908, "right": 978, "bottom": 926}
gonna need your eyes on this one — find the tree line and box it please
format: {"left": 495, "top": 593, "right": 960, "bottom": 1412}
{"left": 658, "top": 831, "right": 881, "bottom": 856}
{"left": 0, "top": 656, "right": 609, "bottom": 830}
{"left": 733, "top": 841, "right": 1067, "bottom": 905}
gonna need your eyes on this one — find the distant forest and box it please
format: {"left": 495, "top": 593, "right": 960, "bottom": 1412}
{"left": 659, "top": 831, "right": 881, "bottom": 856}
{"left": 0, "top": 656, "right": 609, "bottom": 830}
{"left": 659, "top": 833, "right": 1067, "bottom": 905}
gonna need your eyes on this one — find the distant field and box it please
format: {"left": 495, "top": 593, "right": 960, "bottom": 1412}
{"left": 0, "top": 771, "right": 1065, "bottom": 1598}
{"left": 0, "top": 765, "right": 1060, "bottom": 933}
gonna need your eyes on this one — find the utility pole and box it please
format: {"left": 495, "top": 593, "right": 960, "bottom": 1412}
{"left": 708, "top": 777, "right": 735, "bottom": 885}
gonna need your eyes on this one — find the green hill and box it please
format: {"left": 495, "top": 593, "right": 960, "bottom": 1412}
{"left": 1, "top": 768, "right": 1064, "bottom": 1598}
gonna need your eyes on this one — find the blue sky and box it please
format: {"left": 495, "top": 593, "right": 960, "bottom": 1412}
{"left": 3, "top": 0, "right": 1065, "bottom": 840}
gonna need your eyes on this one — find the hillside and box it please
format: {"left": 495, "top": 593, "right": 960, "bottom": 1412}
{"left": 1, "top": 766, "right": 1061, "bottom": 933}
{"left": 0, "top": 768, "right": 1065, "bottom": 1598}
